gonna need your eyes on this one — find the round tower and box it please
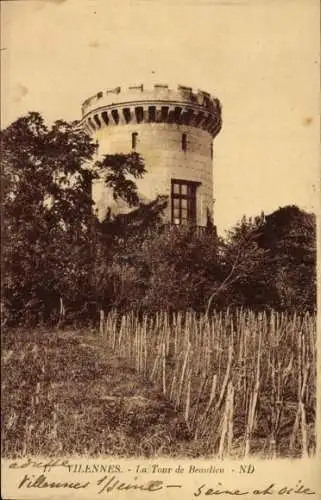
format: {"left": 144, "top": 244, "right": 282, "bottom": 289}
{"left": 80, "top": 83, "right": 222, "bottom": 227}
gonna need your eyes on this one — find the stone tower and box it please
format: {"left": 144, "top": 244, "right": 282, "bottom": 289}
{"left": 80, "top": 84, "right": 222, "bottom": 227}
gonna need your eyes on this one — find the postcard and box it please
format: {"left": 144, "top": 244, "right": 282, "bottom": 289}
{"left": 1, "top": 0, "right": 320, "bottom": 498}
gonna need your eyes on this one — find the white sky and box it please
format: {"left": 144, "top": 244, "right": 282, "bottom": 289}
{"left": 1, "top": 0, "right": 320, "bottom": 235}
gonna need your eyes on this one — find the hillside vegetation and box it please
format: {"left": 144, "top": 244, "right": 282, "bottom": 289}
{"left": 1, "top": 113, "right": 316, "bottom": 326}
{"left": 2, "top": 327, "right": 194, "bottom": 458}
{"left": 2, "top": 309, "right": 316, "bottom": 458}
{"left": 1, "top": 112, "right": 317, "bottom": 459}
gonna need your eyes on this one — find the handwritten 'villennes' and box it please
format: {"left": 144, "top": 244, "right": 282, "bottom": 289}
{"left": 16, "top": 473, "right": 317, "bottom": 496}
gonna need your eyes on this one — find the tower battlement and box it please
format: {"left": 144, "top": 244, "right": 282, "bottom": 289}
{"left": 81, "top": 81, "right": 222, "bottom": 227}
{"left": 81, "top": 83, "right": 222, "bottom": 137}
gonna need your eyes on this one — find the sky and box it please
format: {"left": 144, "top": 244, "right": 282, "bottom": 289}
{"left": 1, "top": 0, "right": 320, "bottom": 235}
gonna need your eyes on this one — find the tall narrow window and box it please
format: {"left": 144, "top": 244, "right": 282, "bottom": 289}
{"left": 181, "top": 133, "right": 187, "bottom": 152}
{"left": 132, "top": 132, "right": 138, "bottom": 150}
{"left": 171, "top": 179, "right": 199, "bottom": 226}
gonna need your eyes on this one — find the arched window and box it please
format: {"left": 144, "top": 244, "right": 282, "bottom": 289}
{"left": 181, "top": 133, "right": 187, "bottom": 152}
{"left": 132, "top": 132, "right": 138, "bottom": 150}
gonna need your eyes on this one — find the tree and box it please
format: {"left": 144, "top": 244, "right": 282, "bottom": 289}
{"left": 2, "top": 113, "right": 95, "bottom": 323}
{"left": 205, "top": 215, "right": 267, "bottom": 314}
{"left": 2, "top": 113, "right": 316, "bottom": 323}
{"left": 216, "top": 207, "right": 316, "bottom": 313}
{"left": 106, "top": 225, "right": 222, "bottom": 313}
{"left": 1, "top": 112, "right": 150, "bottom": 324}
{"left": 96, "top": 153, "right": 145, "bottom": 208}
{"left": 257, "top": 206, "right": 316, "bottom": 312}
{"left": 88, "top": 195, "right": 168, "bottom": 313}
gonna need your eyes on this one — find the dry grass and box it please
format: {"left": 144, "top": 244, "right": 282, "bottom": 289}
{"left": 100, "top": 309, "right": 316, "bottom": 458}
{"left": 2, "top": 310, "right": 316, "bottom": 459}
{"left": 1, "top": 328, "right": 194, "bottom": 458}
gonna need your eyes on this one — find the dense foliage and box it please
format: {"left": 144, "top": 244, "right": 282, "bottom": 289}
{"left": 1, "top": 113, "right": 316, "bottom": 325}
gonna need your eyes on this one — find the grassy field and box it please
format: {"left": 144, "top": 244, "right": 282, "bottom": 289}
{"left": 2, "top": 310, "right": 316, "bottom": 458}
{"left": 2, "top": 328, "right": 194, "bottom": 458}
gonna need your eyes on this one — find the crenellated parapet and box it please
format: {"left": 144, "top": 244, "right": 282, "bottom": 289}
{"left": 80, "top": 84, "right": 222, "bottom": 137}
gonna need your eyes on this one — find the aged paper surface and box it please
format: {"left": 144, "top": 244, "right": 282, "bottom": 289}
{"left": 1, "top": 0, "right": 320, "bottom": 498}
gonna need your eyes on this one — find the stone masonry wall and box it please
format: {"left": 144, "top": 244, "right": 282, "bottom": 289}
{"left": 81, "top": 84, "right": 222, "bottom": 227}
{"left": 93, "top": 123, "right": 214, "bottom": 226}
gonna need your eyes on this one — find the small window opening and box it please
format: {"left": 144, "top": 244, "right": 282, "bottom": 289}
{"left": 132, "top": 132, "right": 138, "bottom": 150}
{"left": 181, "top": 133, "right": 187, "bottom": 152}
